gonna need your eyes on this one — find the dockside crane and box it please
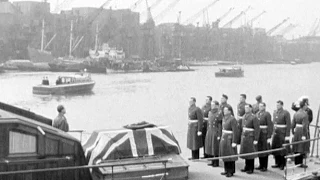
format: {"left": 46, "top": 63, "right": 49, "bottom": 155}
{"left": 222, "top": 6, "right": 251, "bottom": 28}
{"left": 308, "top": 18, "right": 320, "bottom": 36}
{"left": 140, "top": 0, "right": 165, "bottom": 21}
{"left": 150, "top": 0, "right": 165, "bottom": 10}
{"left": 246, "top": 10, "right": 266, "bottom": 27}
{"left": 276, "top": 23, "right": 298, "bottom": 36}
{"left": 266, "top": 17, "right": 290, "bottom": 36}
{"left": 153, "top": 0, "right": 181, "bottom": 23}
{"left": 182, "top": 0, "right": 220, "bottom": 25}
{"left": 212, "top": 7, "right": 234, "bottom": 28}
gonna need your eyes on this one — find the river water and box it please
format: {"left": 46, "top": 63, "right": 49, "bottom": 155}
{"left": 0, "top": 63, "right": 319, "bottom": 158}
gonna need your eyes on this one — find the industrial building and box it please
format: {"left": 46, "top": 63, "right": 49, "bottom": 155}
{"left": 0, "top": 0, "right": 319, "bottom": 63}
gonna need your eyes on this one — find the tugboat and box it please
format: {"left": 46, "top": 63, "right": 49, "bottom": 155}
{"left": 215, "top": 66, "right": 244, "bottom": 77}
{"left": 32, "top": 71, "right": 95, "bottom": 95}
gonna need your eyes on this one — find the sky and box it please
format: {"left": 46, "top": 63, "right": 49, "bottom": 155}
{"left": 11, "top": 0, "right": 320, "bottom": 39}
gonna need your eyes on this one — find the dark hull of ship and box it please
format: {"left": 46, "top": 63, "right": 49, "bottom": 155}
{"left": 106, "top": 68, "right": 143, "bottom": 74}
{"left": 48, "top": 63, "right": 84, "bottom": 72}
{"left": 215, "top": 71, "right": 244, "bottom": 77}
{"left": 0, "top": 66, "right": 4, "bottom": 73}
{"left": 85, "top": 65, "right": 107, "bottom": 74}
{"left": 33, "top": 82, "right": 95, "bottom": 95}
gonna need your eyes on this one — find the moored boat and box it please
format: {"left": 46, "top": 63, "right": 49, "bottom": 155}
{"left": 215, "top": 66, "right": 244, "bottom": 77}
{"left": 0, "top": 101, "right": 92, "bottom": 180}
{"left": 32, "top": 72, "right": 95, "bottom": 95}
{"left": 107, "top": 60, "right": 143, "bottom": 74}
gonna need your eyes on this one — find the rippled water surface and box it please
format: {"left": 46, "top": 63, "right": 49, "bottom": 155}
{"left": 0, "top": 63, "right": 319, "bottom": 157}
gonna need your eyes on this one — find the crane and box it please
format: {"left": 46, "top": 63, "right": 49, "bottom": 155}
{"left": 246, "top": 10, "right": 266, "bottom": 27}
{"left": 212, "top": 7, "right": 234, "bottom": 28}
{"left": 308, "top": 18, "right": 320, "bottom": 36}
{"left": 182, "top": 0, "right": 220, "bottom": 25}
{"left": 222, "top": 6, "right": 251, "bottom": 28}
{"left": 177, "top": 11, "right": 181, "bottom": 24}
{"left": 130, "top": 0, "right": 144, "bottom": 11}
{"left": 85, "top": 0, "right": 113, "bottom": 26}
{"left": 150, "top": 0, "right": 165, "bottom": 10}
{"left": 276, "top": 23, "right": 298, "bottom": 36}
{"left": 266, "top": 17, "right": 290, "bottom": 36}
{"left": 153, "top": 0, "right": 181, "bottom": 23}
{"left": 140, "top": 0, "right": 165, "bottom": 21}
{"left": 145, "top": 0, "right": 153, "bottom": 23}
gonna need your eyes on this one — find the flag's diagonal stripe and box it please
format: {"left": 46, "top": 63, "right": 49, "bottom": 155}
{"left": 145, "top": 128, "right": 154, "bottom": 156}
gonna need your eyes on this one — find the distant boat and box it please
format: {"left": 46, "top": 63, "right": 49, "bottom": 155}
{"left": 215, "top": 66, "right": 244, "bottom": 77}
{"left": 48, "top": 59, "right": 85, "bottom": 72}
{"left": 32, "top": 72, "right": 95, "bottom": 95}
{"left": 290, "top": 61, "right": 297, "bottom": 65}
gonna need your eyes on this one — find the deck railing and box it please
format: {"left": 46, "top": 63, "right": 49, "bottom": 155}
{"left": 0, "top": 158, "right": 169, "bottom": 180}
{"left": 193, "top": 136, "right": 320, "bottom": 180}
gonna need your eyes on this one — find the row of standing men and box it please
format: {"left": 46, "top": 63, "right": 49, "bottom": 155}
{"left": 187, "top": 94, "right": 312, "bottom": 178}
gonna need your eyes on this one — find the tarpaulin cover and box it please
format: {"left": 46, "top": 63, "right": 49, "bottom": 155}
{"left": 83, "top": 126, "right": 181, "bottom": 165}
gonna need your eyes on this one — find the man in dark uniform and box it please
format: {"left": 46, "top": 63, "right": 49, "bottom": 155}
{"left": 219, "top": 94, "right": 234, "bottom": 116}
{"left": 256, "top": 102, "right": 273, "bottom": 172}
{"left": 236, "top": 94, "right": 248, "bottom": 144}
{"left": 53, "top": 105, "right": 69, "bottom": 132}
{"left": 220, "top": 106, "right": 239, "bottom": 177}
{"left": 187, "top": 97, "right": 204, "bottom": 160}
{"left": 205, "top": 100, "right": 222, "bottom": 167}
{"left": 239, "top": 104, "right": 260, "bottom": 174}
{"left": 252, "top": 95, "right": 262, "bottom": 114}
{"left": 202, "top": 96, "right": 212, "bottom": 158}
{"left": 292, "top": 96, "right": 313, "bottom": 151}
{"left": 292, "top": 101, "right": 309, "bottom": 168}
{"left": 271, "top": 100, "right": 291, "bottom": 170}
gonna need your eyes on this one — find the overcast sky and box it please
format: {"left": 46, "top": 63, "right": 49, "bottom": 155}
{"left": 11, "top": 0, "right": 320, "bottom": 39}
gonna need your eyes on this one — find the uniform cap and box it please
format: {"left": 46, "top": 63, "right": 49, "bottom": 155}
{"left": 222, "top": 94, "right": 228, "bottom": 100}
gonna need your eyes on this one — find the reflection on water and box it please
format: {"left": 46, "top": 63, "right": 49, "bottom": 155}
{"left": 33, "top": 91, "right": 96, "bottom": 102}
{"left": 0, "top": 63, "right": 320, "bottom": 158}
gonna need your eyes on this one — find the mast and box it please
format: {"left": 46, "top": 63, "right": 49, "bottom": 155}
{"left": 94, "top": 23, "right": 99, "bottom": 51}
{"left": 41, "top": 19, "right": 45, "bottom": 51}
{"left": 69, "top": 20, "right": 73, "bottom": 57}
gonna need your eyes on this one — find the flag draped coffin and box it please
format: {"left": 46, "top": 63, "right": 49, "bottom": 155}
{"left": 83, "top": 126, "right": 181, "bottom": 166}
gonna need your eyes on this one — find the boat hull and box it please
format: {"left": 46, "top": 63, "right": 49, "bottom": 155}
{"left": 106, "top": 68, "right": 143, "bottom": 74}
{"left": 215, "top": 71, "right": 244, "bottom": 77}
{"left": 49, "top": 63, "right": 84, "bottom": 72}
{"left": 33, "top": 82, "right": 95, "bottom": 95}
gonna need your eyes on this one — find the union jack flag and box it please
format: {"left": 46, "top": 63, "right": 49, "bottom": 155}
{"left": 83, "top": 126, "right": 181, "bottom": 166}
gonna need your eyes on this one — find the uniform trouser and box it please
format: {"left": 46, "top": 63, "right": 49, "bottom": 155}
{"left": 224, "top": 161, "right": 235, "bottom": 174}
{"left": 294, "top": 154, "right": 305, "bottom": 165}
{"left": 201, "top": 121, "right": 208, "bottom": 157}
{"left": 208, "top": 155, "right": 219, "bottom": 166}
{"left": 244, "top": 159, "right": 255, "bottom": 172}
{"left": 275, "top": 155, "right": 286, "bottom": 167}
{"left": 191, "top": 150, "right": 199, "bottom": 159}
{"left": 259, "top": 156, "right": 269, "bottom": 169}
